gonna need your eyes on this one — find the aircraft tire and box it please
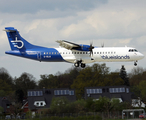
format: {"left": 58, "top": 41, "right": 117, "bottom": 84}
{"left": 74, "top": 62, "right": 79, "bottom": 67}
{"left": 81, "top": 63, "right": 86, "bottom": 68}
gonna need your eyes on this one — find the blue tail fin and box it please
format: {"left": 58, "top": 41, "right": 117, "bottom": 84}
{"left": 5, "top": 27, "right": 34, "bottom": 51}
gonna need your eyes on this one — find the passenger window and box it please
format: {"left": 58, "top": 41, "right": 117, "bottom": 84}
{"left": 100, "top": 52, "right": 102, "bottom": 54}
{"left": 97, "top": 52, "right": 99, "bottom": 54}
{"left": 94, "top": 52, "right": 96, "bottom": 54}
{"left": 83, "top": 52, "right": 85, "bottom": 54}
{"left": 108, "top": 52, "right": 110, "bottom": 54}
{"left": 77, "top": 52, "right": 79, "bottom": 54}
{"left": 80, "top": 52, "right": 82, "bottom": 54}
{"left": 52, "top": 52, "right": 53, "bottom": 54}
{"left": 44, "top": 52, "right": 45, "bottom": 54}
{"left": 74, "top": 52, "right": 76, "bottom": 54}
{"left": 105, "top": 52, "right": 107, "bottom": 54}
{"left": 103, "top": 52, "right": 104, "bottom": 54}
{"left": 49, "top": 52, "right": 51, "bottom": 54}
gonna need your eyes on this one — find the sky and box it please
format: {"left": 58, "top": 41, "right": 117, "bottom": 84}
{"left": 0, "top": 0, "right": 146, "bottom": 81}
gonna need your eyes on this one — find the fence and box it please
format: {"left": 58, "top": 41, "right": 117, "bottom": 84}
{"left": 0, "top": 111, "right": 141, "bottom": 120}
{"left": 24, "top": 112, "right": 122, "bottom": 120}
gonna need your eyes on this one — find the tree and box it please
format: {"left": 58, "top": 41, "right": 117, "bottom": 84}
{"left": 71, "top": 63, "right": 123, "bottom": 99}
{"left": 138, "top": 81, "right": 146, "bottom": 104}
{"left": 129, "top": 67, "right": 146, "bottom": 86}
{"left": 95, "top": 97, "right": 120, "bottom": 118}
{"left": 50, "top": 97, "right": 69, "bottom": 114}
{"left": 0, "top": 67, "right": 14, "bottom": 87}
{"left": 14, "top": 72, "right": 37, "bottom": 97}
{"left": 38, "top": 74, "right": 58, "bottom": 88}
{"left": 0, "top": 106, "right": 3, "bottom": 115}
{"left": 0, "top": 79, "right": 13, "bottom": 95}
{"left": 15, "top": 89, "right": 24, "bottom": 103}
{"left": 120, "top": 65, "right": 130, "bottom": 86}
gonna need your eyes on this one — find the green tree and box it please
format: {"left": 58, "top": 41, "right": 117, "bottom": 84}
{"left": 0, "top": 67, "right": 13, "bottom": 86}
{"left": 14, "top": 72, "right": 37, "bottom": 97}
{"left": 0, "top": 106, "right": 4, "bottom": 114}
{"left": 0, "top": 79, "right": 12, "bottom": 95}
{"left": 73, "top": 99, "right": 86, "bottom": 113}
{"left": 15, "top": 89, "right": 24, "bottom": 103}
{"left": 95, "top": 97, "right": 120, "bottom": 118}
{"left": 120, "top": 65, "right": 130, "bottom": 86}
{"left": 38, "top": 74, "right": 58, "bottom": 88}
{"left": 50, "top": 97, "right": 70, "bottom": 114}
{"left": 138, "top": 80, "right": 146, "bottom": 104}
{"left": 71, "top": 63, "right": 124, "bottom": 99}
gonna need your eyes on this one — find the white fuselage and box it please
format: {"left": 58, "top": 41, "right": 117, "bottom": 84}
{"left": 56, "top": 47, "right": 144, "bottom": 64}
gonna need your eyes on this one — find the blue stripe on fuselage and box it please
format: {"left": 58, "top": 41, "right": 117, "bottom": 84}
{"left": 5, "top": 48, "right": 65, "bottom": 62}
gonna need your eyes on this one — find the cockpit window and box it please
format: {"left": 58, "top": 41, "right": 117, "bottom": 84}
{"left": 129, "top": 49, "right": 138, "bottom": 52}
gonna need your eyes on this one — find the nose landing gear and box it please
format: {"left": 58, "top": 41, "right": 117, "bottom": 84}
{"left": 134, "top": 61, "right": 137, "bottom": 66}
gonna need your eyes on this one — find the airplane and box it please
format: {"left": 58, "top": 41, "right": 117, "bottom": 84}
{"left": 4, "top": 27, "right": 144, "bottom": 68}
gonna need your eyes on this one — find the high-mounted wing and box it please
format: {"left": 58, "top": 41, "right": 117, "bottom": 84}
{"left": 56, "top": 40, "right": 80, "bottom": 50}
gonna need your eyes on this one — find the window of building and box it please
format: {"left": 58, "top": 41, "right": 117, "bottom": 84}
{"left": 126, "top": 88, "right": 129, "bottom": 93}
{"left": 28, "top": 91, "right": 43, "bottom": 96}
{"left": 54, "top": 90, "right": 73, "bottom": 95}
{"left": 69, "top": 91, "right": 74, "bottom": 95}
{"left": 109, "top": 88, "right": 125, "bottom": 93}
{"left": 86, "top": 89, "right": 102, "bottom": 94}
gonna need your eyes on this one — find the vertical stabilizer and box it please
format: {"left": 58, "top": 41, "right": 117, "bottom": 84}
{"left": 4, "top": 27, "right": 34, "bottom": 51}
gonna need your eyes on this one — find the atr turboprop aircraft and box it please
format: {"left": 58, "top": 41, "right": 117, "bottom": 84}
{"left": 4, "top": 27, "right": 144, "bottom": 68}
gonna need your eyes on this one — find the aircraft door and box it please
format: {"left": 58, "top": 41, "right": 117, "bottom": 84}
{"left": 37, "top": 52, "right": 41, "bottom": 61}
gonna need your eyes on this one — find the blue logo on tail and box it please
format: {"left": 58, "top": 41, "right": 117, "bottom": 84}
{"left": 11, "top": 36, "right": 24, "bottom": 49}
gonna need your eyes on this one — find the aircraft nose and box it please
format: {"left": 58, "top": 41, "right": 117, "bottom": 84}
{"left": 139, "top": 53, "right": 145, "bottom": 59}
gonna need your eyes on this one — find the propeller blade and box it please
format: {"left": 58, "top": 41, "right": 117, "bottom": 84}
{"left": 89, "top": 42, "right": 94, "bottom": 56}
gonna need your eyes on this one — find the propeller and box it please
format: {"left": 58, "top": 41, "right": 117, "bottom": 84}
{"left": 89, "top": 42, "right": 94, "bottom": 56}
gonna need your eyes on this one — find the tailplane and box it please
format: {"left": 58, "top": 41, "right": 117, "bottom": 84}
{"left": 4, "top": 27, "right": 34, "bottom": 51}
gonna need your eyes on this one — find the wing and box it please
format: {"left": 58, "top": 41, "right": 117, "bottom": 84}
{"left": 56, "top": 40, "right": 80, "bottom": 50}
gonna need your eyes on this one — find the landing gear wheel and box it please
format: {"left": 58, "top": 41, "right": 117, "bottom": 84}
{"left": 74, "top": 62, "right": 79, "bottom": 67}
{"left": 134, "top": 62, "right": 137, "bottom": 66}
{"left": 81, "top": 63, "right": 86, "bottom": 68}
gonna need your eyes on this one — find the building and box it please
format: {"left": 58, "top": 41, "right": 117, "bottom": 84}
{"left": 0, "top": 97, "right": 11, "bottom": 114}
{"left": 85, "top": 86, "right": 131, "bottom": 102}
{"left": 27, "top": 88, "right": 76, "bottom": 112}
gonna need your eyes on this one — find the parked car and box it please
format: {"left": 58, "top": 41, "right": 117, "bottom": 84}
{"left": 5, "top": 115, "right": 11, "bottom": 119}
{"left": 139, "top": 113, "right": 146, "bottom": 118}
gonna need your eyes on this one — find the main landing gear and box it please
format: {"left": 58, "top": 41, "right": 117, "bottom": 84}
{"left": 134, "top": 61, "right": 137, "bottom": 66}
{"left": 74, "top": 60, "right": 86, "bottom": 68}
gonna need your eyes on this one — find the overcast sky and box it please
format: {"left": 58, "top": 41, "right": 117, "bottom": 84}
{"left": 0, "top": 0, "right": 146, "bottom": 81}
